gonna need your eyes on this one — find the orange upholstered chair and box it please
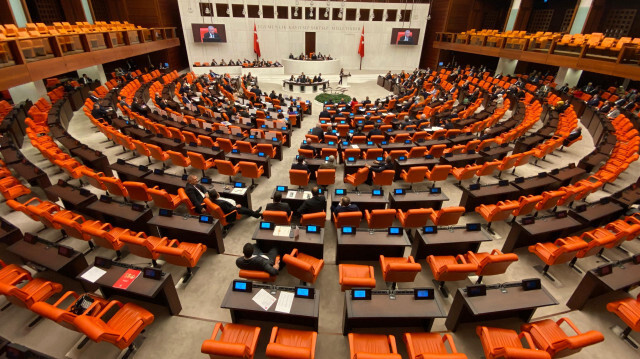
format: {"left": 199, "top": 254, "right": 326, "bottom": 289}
{"left": 429, "top": 207, "right": 465, "bottom": 226}
{"left": 290, "top": 169, "right": 310, "bottom": 190}
{"left": 475, "top": 160, "right": 501, "bottom": 183}
{"left": 119, "top": 232, "right": 167, "bottom": 266}
{"left": 238, "top": 257, "right": 280, "bottom": 283}
{"left": 427, "top": 144, "right": 447, "bottom": 158}
{"left": 477, "top": 326, "right": 551, "bottom": 359}
{"left": 604, "top": 219, "right": 640, "bottom": 249}
{"left": 569, "top": 229, "right": 617, "bottom": 268}
{"left": 425, "top": 165, "right": 451, "bottom": 188}
{"left": 475, "top": 200, "right": 520, "bottom": 232}
{"left": 372, "top": 170, "right": 395, "bottom": 187}
{"left": 451, "top": 164, "right": 482, "bottom": 185}
{"left": 0, "top": 260, "right": 31, "bottom": 287}
{"left": 535, "top": 191, "right": 566, "bottom": 215}
{"left": 427, "top": 255, "right": 477, "bottom": 296}
{"left": 397, "top": 208, "right": 433, "bottom": 228}
{"left": 528, "top": 237, "right": 588, "bottom": 278}
{"left": 81, "top": 222, "right": 129, "bottom": 259}
{"left": 74, "top": 302, "right": 154, "bottom": 352}
{"left": 187, "top": 151, "right": 215, "bottom": 177}
{"left": 283, "top": 249, "right": 324, "bottom": 285}
{"left": 29, "top": 291, "right": 109, "bottom": 332}
{"left": 257, "top": 143, "right": 277, "bottom": 158}
{"left": 607, "top": 294, "right": 640, "bottom": 346}
{"left": 266, "top": 327, "right": 317, "bottom": 359}
{"left": 154, "top": 240, "right": 206, "bottom": 282}
{"left": 101, "top": 177, "right": 129, "bottom": 198}
{"left": 236, "top": 141, "right": 257, "bottom": 154}
{"left": 380, "top": 255, "right": 422, "bottom": 288}
{"left": 520, "top": 317, "right": 604, "bottom": 357}
{"left": 166, "top": 150, "right": 191, "bottom": 174}
{"left": 238, "top": 161, "right": 264, "bottom": 187}
{"left": 204, "top": 198, "right": 239, "bottom": 227}
{"left": 408, "top": 146, "right": 427, "bottom": 158}
{"left": 512, "top": 195, "right": 543, "bottom": 218}
{"left": 333, "top": 211, "right": 363, "bottom": 228}
{"left": 300, "top": 212, "right": 326, "bottom": 227}
{"left": 263, "top": 210, "right": 292, "bottom": 225}
{"left": 401, "top": 166, "right": 428, "bottom": 190}
{"left": 339, "top": 264, "right": 376, "bottom": 291}
{"left": 465, "top": 250, "right": 519, "bottom": 283}
{"left": 403, "top": 332, "right": 468, "bottom": 359}
{"left": 214, "top": 159, "right": 240, "bottom": 182}
{"left": 348, "top": 333, "right": 402, "bottom": 359}
{"left": 122, "top": 181, "right": 152, "bottom": 204}
{"left": 147, "top": 186, "right": 182, "bottom": 210}
{"left": 0, "top": 278, "right": 62, "bottom": 309}
{"left": 316, "top": 169, "right": 335, "bottom": 187}
{"left": 365, "top": 209, "right": 397, "bottom": 229}
{"left": 345, "top": 167, "right": 369, "bottom": 191}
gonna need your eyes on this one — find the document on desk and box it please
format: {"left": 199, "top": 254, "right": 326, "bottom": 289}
{"left": 252, "top": 289, "right": 276, "bottom": 311}
{"left": 302, "top": 191, "right": 312, "bottom": 199}
{"left": 351, "top": 144, "right": 359, "bottom": 149}
{"left": 273, "top": 226, "right": 292, "bottom": 237}
{"left": 286, "top": 190, "right": 297, "bottom": 199}
{"left": 81, "top": 267, "right": 106, "bottom": 283}
{"left": 231, "top": 187, "right": 247, "bottom": 195}
{"left": 275, "top": 291, "right": 294, "bottom": 313}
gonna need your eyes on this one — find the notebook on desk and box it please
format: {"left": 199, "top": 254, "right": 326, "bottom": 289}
{"left": 112, "top": 269, "right": 141, "bottom": 290}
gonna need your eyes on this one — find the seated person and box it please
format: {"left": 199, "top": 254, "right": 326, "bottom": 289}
{"left": 236, "top": 243, "right": 280, "bottom": 276}
{"left": 367, "top": 123, "right": 382, "bottom": 138}
{"left": 291, "top": 156, "right": 309, "bottom": 172}
{"left": 331, "top": 196, "right": 360, "bottom": 215}
{"left": 319, "top": 155, "right": 337, "bottom": 169}
{"left": 266, "top": 191, "right": 292, "bottom": 217}
{"left": 208, "top": 189, "right": 261, "bottom": 221}
{"left": 298, "top": 186, "right": 326, "bottom": 215}
{"left": 365, "top": 156, "right": 394, "bottom": 185}
{"left": 91, "top": 104, "right": 108, "bottom": 120}
{"left": 185, "top": 175, "right": 209, "bottom": 214}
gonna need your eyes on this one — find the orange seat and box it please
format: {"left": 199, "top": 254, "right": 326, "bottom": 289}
{"left": 477, "top": 326, "right": 551, "bottom": 359}
{"left": 528, "top": 236, "right": 588, "bottom": 277}
{"left": 425, "top": 165, "right": 451, "bottom": 188}
{"left": 451, "top": 164, "right": 482, "bottom": 185}
{"left": 256, "top": 143, "right": 277, "bottom": 158}
{"left": 465, "top": 249, "right": 518, "bottom": 283}
{"left": 372, "top": 170, "right": 395, "bottom": 187}
{"left": 122, "top": 181, "right": 152, "bottom": 204}
{"left": 0, "top": 277, "right": 62, "bottom": 309}
{"left": 299, "top": 149, "right": 316, "bottom": 159}
{"left": 154, "top": 240, "right": 206, "bottom": 282}
{"left": 397, "top": 208, "right": 433, "bottom": 228}
{"left": 214, "top": 159, "right": 240, "bottom": 182}
{"left": 147, "top": 186, "right": 182, "bottom": 210}
{"left": 365, "top": 148, "right": 384, "bottom": 160}
{"left": 348, "top": 333, "right": 402, "bottom": 359}
{"left": 427, "top": 144, "right": 446, "bottom": 158}
{"left": 345, "top": 167, "right": 369, "bottom": 191}
{"left": 74, "top": 302, "right": 155, "bottom": 351}
{"left": 475, "top": 200, "right": 519, "bottom": 232}
{"left": 429, "top": 207, "right": 465, "bottom": 226}
{"left": 511, "top": 195, "right": 543, "bottom": 218}
{"left": 102, "top": 177, "right": 129, "bottom": 198}
{"left": 166, "top": 150, "right": 191, "bottom": 174}
{"left": 300, "top": 211, "right": 326, "bottom": 227}
{"left": 339, "top": 264, "right": 376, "bottom": 291}
{"left": 201, "top": 323, "right": 260, "bottom": 359}
{"left": 0, "top": 260, "right": 31, "bottom": 287}
{"left": 187, "top": 151, "right": 215, "bottom": 177}
{"left": 401, "top": 166, "right": 428, "bottom": 190}
{"left": 520, "top": 317, "right": 604, "bottom": 357}
{"left": 147, "top": 143, "right": 170, "bottom": 167}
{"left": 605, "top": 219, "right": 640, "bottom": 249}
{"left": 239, "top": 256, "right": 279, "bottom": 283}
{"left": 119, "top": 232, "right": 167, "bottom": 265}
{"left": 365, "top": 209, "right": 397, "bottom": 229}
{"left": 333, "top": 211, "right": 362, "bottom": 228}
{"left": 30, "top": 291, "right": 109, "bottom": 332}
{"left": 238, "top": 161, "right": 264, "bottom": 187}
{"left": 265, "top": 326, "right": 317, "bottom": 359}
{"left": 81, "top": 222, "right": 129, "bottom": 259}
{"left": 290, "top": 169, "right": 310, "bottom": 189}
{"left": 404, "top": 332, "right": 468, "bottom": 359}
{"left": 316, "top": 169, "right": 336, "bottom": 187}
{"left": 427, "top": 255, "right": 477, "bottom": 296}
{"left": 535, "top": 191, "right": 566, "bottom": 214}
{"left": 236, "top": 140, "right": 257, "bottom": 154}
{"left": 283, "top": 249, "right": 324, "bottom": 284}
{"left": 607, "top": 294, "right": 640, "bottom": 345}
{"left": 204, "top": 198, "right": 240, "bottom": 227}
{"left": 380, "top": 255, "right": 422, "bottom": 286}
{"left": 475, "top": 160, "right": 501, "bottom": 182}
{"left": 262, "top": 210, "right": 292, "bottom": 225}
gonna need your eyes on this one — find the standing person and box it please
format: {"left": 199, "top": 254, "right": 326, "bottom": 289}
{"left": 339, "top": 68, "right": 345, "bottom": 85}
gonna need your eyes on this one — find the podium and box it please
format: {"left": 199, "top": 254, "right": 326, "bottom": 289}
{"left": 340, "top": 74, "right": 351, "bottom": 87}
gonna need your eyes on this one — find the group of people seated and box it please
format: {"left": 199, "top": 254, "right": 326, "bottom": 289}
{"left": 184, "top": 175, "right": 262, "bottom": 219}
{"left": 204, "top": 59, "right": 282, "bottom": 67}
{"left": 288, "top": 52, "right": 333, "bottom": 61}
{"left": 287, "top": 73, "right": 323, "bottom": 83}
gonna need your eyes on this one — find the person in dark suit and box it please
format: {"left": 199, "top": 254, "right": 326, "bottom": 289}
{"left": 365, "top": 156, "right": 394, "bottom": 185}
{"left": 79, "top": 74, "right": 92, "bottom": 85}
{"left": 587, "top": 94, "right": 600, "bottom": 107}
{"left": 203, "top": 26, "right": 220, "bottom": 42}
{"left": 266, "top": 191, "right": 292, "bottom": 217}
{"left": 250, "top": 86, "right": 262, "bottom": 97}
{"left": 185, "top": 175, "right": 208, "bottom": 214}
{"left": 397, "top": 30, "right": 413, "bottom": 44}
{"left": 91, "top": 104, "right": 107, "bottom": 120}
{"left": 291, "top": 156, "right": 309, "bottom": 172}
{"left": 209, "top": 189, "right": 261, "bottom": 222}
{"left": 399, "top": 116, "right": 413, "bottom": 129}
{"left": 236, "top": 243, "right": 280, "bottom": 276}
{"left": 298, "top": 187, "right": 326, "bottom": 215}
{"left": 319, "top": 109, "right": 332, "bottom": 119}
{"left": 331, "top": 196, "right": 360, "bottom": 215}
{"left": 310, "top": 124, "right": 324, "bottom": 141}
{"left": 367, "top": 123, "right": 382, "bottom": 139}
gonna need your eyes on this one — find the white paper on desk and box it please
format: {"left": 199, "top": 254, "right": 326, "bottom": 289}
{"left": 302, "top": 191, "right": 312, "bottom": 199}
{"left": 275, "top": 291, "right": 294, "bottom": 313}
{"left": 252, "top": 289, "right": 276, "bottom": 311}
{"left": 273, "top": 226, "right": 292, "bottom": 237}
{"left": 351, "top": 144, "right": 359, "bottom": 149}
{"left": 286, "top": 191, "right": 297, "bottom": 199}
{"left": 231, "top": 187, "right": 247, "bottom": 195}
{"left": 81, "top": 267, "right": 106, "bottom": 283}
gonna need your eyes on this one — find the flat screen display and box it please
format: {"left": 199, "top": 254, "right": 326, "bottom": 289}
{"left": 391, "top": 28, "right": 421, "bottom": 45}
{"left": 192, "top": 24, "right": 227, "bottom": 43}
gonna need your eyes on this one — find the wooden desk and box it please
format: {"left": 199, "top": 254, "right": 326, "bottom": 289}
{"left": 221, "top": 283, "right": 319, "bottom": 330}
{"left": 252, "top": 225, "right": 324, "bottom": 259}
{"left": 122, "top": 126, "right": 154, "bottom": 141}
{"left": 440, "top": 153, "right": 482, "bottom": 168}
{"left": 393, "top": 158, "right": 442, "bottom": 180}
{"left": 8, "top": 239, "right": 88, "bottom": 278}
{"left": 84, "top": 200, "right": 154, "bottom": 232}
{"left": 0, "top": 218, "right": 22, "bottom": 245}
{"left": 611, "top": 185, "right": 640, "bottom": 208}
{"left": 148, "top": 136, "right": 185, "bottom": 152}
{"left": 245, "top": 138, "right": 284, "bottom": 160}
{"left": 343, "top": 291, "right": 446, "bottom": 335}
{"left": 458, "top": 184, "right": 521, "bottom": 212}
{"left": 77, "top": 265, "right": 182, "bottom": 315}
{"left": 147, "top": 215, "right": 223, "bottom": 253}
{"left": 330, "top": 192, "right": 388, "bottom": 212}
{"left": 567, "top": 261, "right": 640, "bottom": 310}
{"left": 512, "top": 175, "right": 559, "bottom": 196}
{"left": 569, "top": 202, "right": 625, "bottom": 230}
{"left": 183, "top": 144, "right": 225, "bottom": 161}
{"left": 336, "top": 229, "right": 411, "bottom": 263}
{"left": 109, "top": 162, "right": 152, "bottom": 182}
{"left": 8, "top": 161, "right": 51, "bottom": 189}
{"left": 513, "top": 134, "right": 545, "bottom": 154}
{"left": 388, "top": 191, "right": 449, "bottom": 211}
{"left": 445, "top": 286, "right": 558, "bottom": 331}
{"left": 503, "top": 216, "right": 583, "bottom": 253}
{"left": 380, "top": 142, "right": 415, "bottom": 153}
{"left": 226, "top": 152, "right": 271, "bottom": 178}
{"left": 549, "top": 166, "right": 587, "bottom": 187}
{"left": 70, "top": 146, "right": 113, "bottom": 177}
{"left": 411, "top": 227, "right": 492, "bottom": 258}
{"left": 44, "top": 185, "right": 98, "bottom": 211}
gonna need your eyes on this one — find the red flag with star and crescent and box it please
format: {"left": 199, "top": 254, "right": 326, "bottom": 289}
{"left": 358, "top": 27, "right": 365, "bottom": 58}
{"left": 254, "top": 23, "right": 261, "bottom": 57}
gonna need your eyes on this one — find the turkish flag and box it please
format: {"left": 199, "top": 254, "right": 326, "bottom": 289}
{"left": 358, "top": 27, "right": 365, "bottom": 58}
{"left": 253, "top": 23, "right": 261, "bottom": 58}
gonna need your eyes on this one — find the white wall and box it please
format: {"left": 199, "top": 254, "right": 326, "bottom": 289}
{"left": 177, "top": 0, "right": 429, "bottom": 72}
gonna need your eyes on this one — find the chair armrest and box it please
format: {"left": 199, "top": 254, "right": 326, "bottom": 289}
{"left": 52, "top": 291, "right": 79, "bottom": 307}
{"left": 562, "top": 330, "right": 604, "bottom": 348}
{"left": 355, "top": 354, "right": 402, "bottom": 359}
{"left": 96, "top": 300, "right": 124, "bottom": 318}
{"left": 501, "top": 347, "right": 550, "bottom": 359}
{"left": 269, "top": 326, "right": 278, "bottom": 343}
{"left": 283, "top": 254, "right": 313, "bottom": 271}
{"left": 266, "top": 343, "right": 312, "bottom": 359}
{"left": 201, "top": 341, "right": 246, "bottom": 357}
{"left": 491, "top": 249, "right": 504, "bottom": 255}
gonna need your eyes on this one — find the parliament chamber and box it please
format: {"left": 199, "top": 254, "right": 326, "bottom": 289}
{"left": 0, "top": 0, "right": 639, "bottom": 358}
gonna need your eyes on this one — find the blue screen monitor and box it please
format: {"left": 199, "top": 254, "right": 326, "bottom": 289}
{"left": 388, "top": 227, "right": 402, "bottom": 235}
{"left": 259, "top": 222, "right": 274, "bottom": 230}
{"left": 381, "top": 141, "right": 388, "bottom": 145}
{"left": 249, "top": 135, "right": 255, "bottom": 139}
{"left": 342, "top": 141, "right": 349, "bottom": 146}
{"left": 234, "top": 182, "right": 244, "bottom": 188}
{"left": 232, "top": 149, "right": 239, "bottom": 153}
{"left": 335, "top": 188, "right": 346, "bottom": 195}
{"left": 258, "top": 152, "right": 265, "bottom": 157}
{"left": 328, "top": 141, "right": 335, "bottom": 145}
{"left": 341, "top": 226, "right": 355, "bottom": 235}
{"left": 232, "top": 280, "right": 252, "bottom": 292}
{"left": 306, "top": 225, "right": 319, "bottom": 233}
{"left": 347, "top": 157, "right": 355, "bottom": 162}
{"left": 276, "top": 185, "right": 287, "bottom": 192}
{"left": 200, "top": 177, "right": 211, "bottom": 184}
{"left": 367, "top": 141, "right": 373, "bottom": 145}
{"left": 414, "top": 288, "right": 435, "bottom": 300}
{"left": 351, "top": 288, "right": 371, "bottom": 300}
{"left": 394, "top": 188, "right": 406, "bottom": 195}
{"left": 294, "top": 286, "right": 314, "bottom": 298}
{"left": 272, "top": 137, "right": 278, "bottom": 142}
{"left": 423, "top": 225, "right": 437, "bottom": 234}
{"left": 372, "top": 189, "right": 383, "bottom": 196}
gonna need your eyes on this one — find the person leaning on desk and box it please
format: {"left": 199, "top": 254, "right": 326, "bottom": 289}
{"left": 236, "top": 243, "right": 281, "bottom": 276}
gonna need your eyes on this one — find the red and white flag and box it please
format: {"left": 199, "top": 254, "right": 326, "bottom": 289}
{"left": 253, "top": 23, "right": 261, "bottom": 58}
{"left": 358, "top": 26, "right": 365, "bottom": 58}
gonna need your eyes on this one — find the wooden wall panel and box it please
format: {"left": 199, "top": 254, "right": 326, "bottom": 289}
{"left": 446, "top": 0, "right": 475, "bottom": 33}
{"left": 0, "top": 0, "right": 16, "bottom": 24}
{"left": 420, "top": 0, "right": 451, "bottom": 69}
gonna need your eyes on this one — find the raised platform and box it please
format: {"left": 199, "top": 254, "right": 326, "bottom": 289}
{"left": 191, "top": 66, "right": 284, "bottom": 76}
{"left": 282, "top": 58, "right": 341, "bottom": 75}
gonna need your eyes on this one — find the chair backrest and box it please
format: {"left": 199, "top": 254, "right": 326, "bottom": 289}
{"left": 301, "top": 212, "right": 326, "bottom": 227}
{"left": 476, "top": 161, "right": 501, "bottom": 176}
{"left": 236, "top": 141, "right": 255, "bottom": 153}
{"left": 477, "top": 251, "right": 519, "bottom": 276}
{"left": 551, "top": 239, "right": 588, "bottom": 264}
{"left": 187, "top": 151, "right": 209, "bottom": 169}
{"left": 381, "top": 256, "right": 421, "bottom": 283}
{"left": 427, "top": 145, "right": 447, "bottom": 158}
{"left": 147, "top": 187, "right": 176, "bottom": 209}
{"left": 368, "top": 209, "right": 397, "bottom": 228}
{"left": 167, "top": 150, "right": 190, "bottom": 167}
{"left": 122, "top": 181, "right": 151, "bottom": 202}
{"left": 365, "top": 148, "right": 383, "bottom": 160}
{"left": 405, "top": 166, "right": 428, "bottom": 181}
{"left": 513, "top": 195, "right": 542, "bottom": 216}
{"left": 408, "top": 146, "right": 426, "bottom": 158}
{"left": 102, "top": 177, "right": 128, "bottom": 197}
{"left": 217, "top": 138, "right": 234, "bottom": 152}
{"left": 120, "top": 233, "right": 163, "bottom": 259}
{"left": 316, "top": 169, "right": 335, "bottom": 186}
{"left": 262, "top": 210, "right": 291, "bottom": 225}
{"left": 238, "top": 161, "right": 261, "bottom": 177}
{"left": 289, "top": 169, "right": 310, "bottom": 186}
{"left": 536, "top": 191, "right": 565, "bottom": 211}
{"left": 372, "top": 170, "right": 395, "bottom": 186}
{"left": 400, "top": 208, "right": 432, "bottom": 228}
{"left": 334, "top": 211, "right": 362, "bottom": 228}
{"left": 433, "top": 207, "right": 465, "bottom": 226}
{"left": 428, "top": 165, "right": 452, "bottom": 181}
{"left": 214, "top": 160, "right": 237, "bottom": 176}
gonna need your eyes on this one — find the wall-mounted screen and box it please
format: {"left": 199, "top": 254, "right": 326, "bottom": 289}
{"left": 390, "top": 28, "right": 420, "bottom": 45}
{"left": 192, "top": 24, "right": 227, "bottom": 43}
